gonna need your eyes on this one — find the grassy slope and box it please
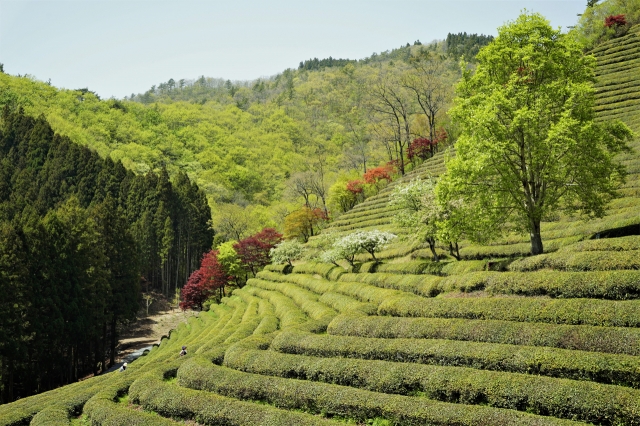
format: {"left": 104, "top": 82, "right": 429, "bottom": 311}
{"left": 2, "top": 26, "right": 640, "bottom": 426}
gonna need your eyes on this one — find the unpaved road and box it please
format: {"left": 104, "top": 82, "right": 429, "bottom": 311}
{"left": 115, "top": 308, "right": 198, "bottom": 364}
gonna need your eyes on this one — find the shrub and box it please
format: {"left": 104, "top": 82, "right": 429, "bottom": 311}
{"left": 242, "top": 285, "right": 308, "bottom": 329}
{"left": 264, "top": 263, "right": 291, "bottom": 274}
{"left": 332, "top": 230, "right": 397, "bottom": 264}
{"left": 318, "top": 292, "right": 377, "bottom": 315}
{"left": 248, "top": 278, "right": 337, "bottom": 323}
{"left": 509, "top": 250, "right": 640, "bottom": 272}
{"left": 131, "top": 373, "right": 335, "bottom": 426}
{"left": 234, "top": 227, "right": 283, "bottom": 277}
{"left": 284, "top": 208, "right": 328, "bottom": 242}
{"left": 436, "top": 270, "right": 640, "bottom": 299}
{"left": 180, "top": 250, "right": 230, "bottom": 310}
{"left": 292, "top": 262, "right": 344, "bottom": 279}
{"left": 179, "top": 357, "right": 578, "bottom": 426}
{"left": 224, "top": 347, "right": 640, "bottom": 425}
{"left": 378, "top": 295, "right": 640, "bottom": 327}
{"left": 271, "top": 330, "right": 640, "bottom": 387}
{"left": 605, "top": 14, "right": 627, "bottom": 27}
{"left": 375, "top": 260, "right": 437, "bottom": 274}
{"left": 339, "top": 272, "right": 443, "bottom": 298}
{"left": 559, "top": 236, "right": 640, "bottom": 252}
{"left": 30, "top": 407, "right": 69, "bottom": 426}
{"left": 326, "top": 315, "right": 640, "bottom": 356}
{"left": 440, "top": 259, "right": 488, "bottom": 275}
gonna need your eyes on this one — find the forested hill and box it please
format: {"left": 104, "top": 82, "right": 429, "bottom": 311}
{"left": 0, "top": 32, "right": 494, "bottom": 243}
{"left": 0, "top": 109, "right": 212, "bottom": 403}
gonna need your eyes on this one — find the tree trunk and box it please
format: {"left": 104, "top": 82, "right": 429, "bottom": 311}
{"left": 530, "top": 222, "right": 544, "bottom": 255}
{"left": 428, "top": 238, "right": 439, "bottom": 262}
{"left": 449, "top": 242, "right": 461, "bottom": 261}
{"left": 109, "top": 317, "right": 117, "bottom": 366}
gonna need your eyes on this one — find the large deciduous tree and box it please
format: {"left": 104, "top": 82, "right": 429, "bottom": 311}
{"left": 444, "top": 12, "right": 633, "bottom": 255}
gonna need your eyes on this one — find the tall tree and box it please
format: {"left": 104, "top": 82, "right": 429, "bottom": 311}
{"left": 443, "top": 12, "right": 633, "bottom": 255}
{"left": 403, "top": 52, "right": 451, "bottom": 144}
{"left": 369, "top": 68, "right": 413, "bottom": 175}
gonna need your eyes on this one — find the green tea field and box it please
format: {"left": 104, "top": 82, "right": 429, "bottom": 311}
{"left": 2, "top": 24, "right": 640, "bottom": 426}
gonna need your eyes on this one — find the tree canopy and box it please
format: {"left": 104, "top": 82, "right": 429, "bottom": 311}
{"left": 442, "top": 12, "right": 633, "bottom": 255}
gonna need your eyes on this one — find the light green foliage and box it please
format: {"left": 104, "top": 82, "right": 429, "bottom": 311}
{"left": 225, "top": 347, "right": 640, "bottom": 425}
{"left": 216, "top": 240, "right": 242, "bottom": 277}
{"left": 3, "top": 14, "right": 640, "bottom": 426}
{"left": 574, "top": 0, "right": 640, "bottom": 48}
{"left": 270, "top": 239, "right": 305, "bottom": 265}
{"left": 444, "top": 12, "right": 634, "bottom": 255}
{"left": 272, "top": 330, "right": 640, "bottom": 387}
{"left": 327, "top": 315, "right": 640, "bottom": 356}
{"left": 180, "top": 357, "right": 580, "bottom": 426}
{"left": 328, "top": 172, "right": 363, "bottom": 214}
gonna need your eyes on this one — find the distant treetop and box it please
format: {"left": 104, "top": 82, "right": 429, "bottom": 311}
{"left": 298, "top": 57, "right": 356, "bottom": 71}
{"left": 445, "top": 32, "right": 495, "bottom": 61}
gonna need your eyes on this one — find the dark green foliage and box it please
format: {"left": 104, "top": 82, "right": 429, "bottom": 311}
{"left": 131, "top": 374, "right": 338, "bottom": 425}
{"left": 445, "top": 32, "right": 495, "bottom": 60}
{"left": 298, "top": 57, "right": 356, "bottom": 71}
{"left": 0, "top": 109, "right": 212, "bottom": 403}
{"left": 379, "top": 293, "right": 640, "bottom": 327}
{"left": 508, "top": 250, "right": 640, "bottom": 271}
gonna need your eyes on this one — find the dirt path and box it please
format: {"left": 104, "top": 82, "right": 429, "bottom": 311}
{"left": 115, "top": 307, "right": 198, "bottom": 364}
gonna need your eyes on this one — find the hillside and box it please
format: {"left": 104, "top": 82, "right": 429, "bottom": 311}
{"left": 0, "top": 34, "right": 480, "bottom": 239}
{"left": 2, "top": 21, "right": 640, "bottom": 426}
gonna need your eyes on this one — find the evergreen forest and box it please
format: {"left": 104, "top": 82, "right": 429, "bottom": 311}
{"left": 0, "top": 109, "right": 211, "bottom": 402}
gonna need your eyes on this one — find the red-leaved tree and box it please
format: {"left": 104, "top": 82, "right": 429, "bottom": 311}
{"left": 408, "top": 130, "right": 447, "bottom": 163}
{"left": 346, "top": 179, "right": 365, "bottom": 195}
{"left": 363, "top": 164, "right": 395, "bottom": 193}
{"left": 408, "top": 138, "right": 433, "bottom": 161}
{"left": 605, "top": 14, "right": 627, "bottom": 27}
{"left": 180, "top": 250, "right": 230, "bottom": 310}
{"left": 234, "top": 228, "right": 283, "bottom": 277}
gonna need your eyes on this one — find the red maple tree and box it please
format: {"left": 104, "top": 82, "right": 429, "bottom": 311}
{"left": 363, "top": 165, "right": 394, "bottom": 186}
{"left": 346, "top": 179, "right": 365, "bottom": 195}
{"left": 408, "top": 138, "right": 433, "bottom": 161}
{"left": 234, "top": 228, "right": 283, "bottom": 277}
{"left": 180, "top": 250, "right": 230, "bottom": 310}
{"left": 605, "top": 14, "right": 627, "bottom": 27}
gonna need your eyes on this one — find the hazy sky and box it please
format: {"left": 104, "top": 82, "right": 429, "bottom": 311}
{"left": 0, "top": 0, "right": 585, "bottom": 99}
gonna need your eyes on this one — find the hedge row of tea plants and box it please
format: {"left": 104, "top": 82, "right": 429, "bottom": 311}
{"left": 379, "top": 292, "right": 640, "bottom": 327}
{"left": 436, "top": 270, "right": 640, "bottom": 299}
{"left": 326, "top": 315, "right": 640, "bottom": 355}
{"left": 130, "top": 375, "right": 338, "bottom": 426}
{"left": 271, "top": 331, "right": 640, "bottom": 386}
{"left": 242, "top": 285, "right": 308, "bottom": 329}
{"left": 223, "top": 347, "right": 640, "bottom": 425}
{"left": 247, "top": 278, "right": 338, "bottom": 322}
{"left": 178, "top": 357, "right": 583, "bottom": 426}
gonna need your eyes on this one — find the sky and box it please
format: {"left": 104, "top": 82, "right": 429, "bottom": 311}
{"left": 0, "top": 0, "right": 586, "bottom": 99}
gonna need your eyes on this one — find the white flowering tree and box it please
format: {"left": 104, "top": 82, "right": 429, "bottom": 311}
{"left": 389, "top": 178, "right": 442, "bottom": 261}
{"left": 270, "top": 240, "right": 305, "bottom": 266}
{"left": 332, "top": 230, "right": 397, "bottom": 265}
{"left": 318, "top": 247, "right": 342, "bottom": 266}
